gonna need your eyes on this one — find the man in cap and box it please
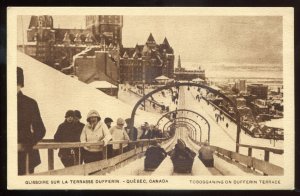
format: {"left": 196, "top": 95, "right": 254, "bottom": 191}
{"left": 140, "top": 122, "right": 152, "bottom": 139}
{"left": 17, "top": 67, "right": 46, "bottom": 175}
{"left": 109, "top": 118, "right": 130, "bottom": 156}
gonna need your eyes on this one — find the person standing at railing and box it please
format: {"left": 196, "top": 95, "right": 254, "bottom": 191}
{"left": 140, "top": 122, "right": 152, "bottom": 139}
{"left": 54, "top": 110, "right": 82, "bottom": 167}
{"left": 110, "top": 118, "right": 130, "bottom": 156}
{"left": 80, "top": 110, "right": 112, "bottom": 163}
{"left": 17, "top": 67, "right": 46, "bottom": 175}
{"left": 104, "top": 117, "right": 114, "bottom": 158}
{"left": 104, "top": 117, "right": 113, "bottom": 129}
{"left": 124, "top": 118, "right": 138, "bottom": 141}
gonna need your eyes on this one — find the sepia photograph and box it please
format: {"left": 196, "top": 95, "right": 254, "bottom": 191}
{"left": 7, "top": 7, "right": 294, "bottom": 190}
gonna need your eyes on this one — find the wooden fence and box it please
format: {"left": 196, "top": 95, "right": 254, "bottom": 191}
{"left": 18, "top": 137, "right": 173, "bottom": 175}
{"left": 189, "top": 136, "right": 284, "bottom": 176}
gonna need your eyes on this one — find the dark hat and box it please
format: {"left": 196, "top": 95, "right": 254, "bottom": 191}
{"left": 125, "top": 118, "right": 131, "bottom": 124}
{"left": 104, "top": 117, "right": 113, "bottom": 124}
{"left": 74, "top": 110, "right": 82, "bottom": 119}
{"left": 65, "top": 110, "right": 75, "bottom": 118}
{"left": 17, "top": 67, "right": 24, "bottom": 87}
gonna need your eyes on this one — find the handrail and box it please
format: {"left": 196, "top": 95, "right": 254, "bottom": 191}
{"left": 19, "top": 137, "right": 173, "bottom": 175}
{"left": 188, "top": 136, "right": 284, "bottom": 176}
{"left": 237, "top": 143, "right": 284, "bottom": 155}
{"left": 18, "top": 138, "right": 168, "bottom": 151}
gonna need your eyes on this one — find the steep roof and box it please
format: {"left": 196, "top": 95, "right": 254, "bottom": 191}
{"left": 146, "top": 33, "right": 156, "bottom": 45}
{"left": 162, "top": 37, "right": 170, "bottom": 47}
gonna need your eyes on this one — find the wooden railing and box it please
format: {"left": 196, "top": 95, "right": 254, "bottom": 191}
{"left": 18, "top": 137, "right": 173, "bottom": 175}
{"left": 188, "top": 136, "right": 284, "bottom": 176}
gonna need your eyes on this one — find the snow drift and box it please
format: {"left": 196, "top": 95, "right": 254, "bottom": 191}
{"left": 17, "top": 51, "right": 161, "bottom": 139}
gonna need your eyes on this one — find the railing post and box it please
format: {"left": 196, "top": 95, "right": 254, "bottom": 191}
{"left": 78, "top": 147, "right": 81, "bottom": 165}
{"left": 247, "top": 148, "right": 252, "bottom": 168}
{"left": 263, "top": 150, "right": 270, "bottom": 175}
{"left": 264, "top": 151, "right": 270, "bottom": 162}
{"left": 25, "top": 152, "right": 30, "bottom": 175}
{"left": 248, "top": 148, "right": 252, "bottom": 157}
{"left": 103, "top": 146, "right": 107, "bottom": 160}
{"left": 120, "top": 144, "right": 123, "bottom": 154}
{"left": 48, "top": 149, "right": 54, "bottom": 171}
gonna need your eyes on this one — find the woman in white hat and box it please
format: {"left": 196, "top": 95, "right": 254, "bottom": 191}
{"left": 109, "top": 118, "right": 130, "bottom": 156}
{"left": 80, "top": 110, "right": 112, "bottom": 163}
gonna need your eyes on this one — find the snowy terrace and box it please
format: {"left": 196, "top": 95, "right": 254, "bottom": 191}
{"left": 17, "top": 51, "right": 163, "bottom": 172}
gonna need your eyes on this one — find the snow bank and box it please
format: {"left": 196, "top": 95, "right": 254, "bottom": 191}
{"left": 17, "top": 51, "right": 162, "bottom": 172}
{"left": 17, "top": 51, "right": 161, "bottom": 139}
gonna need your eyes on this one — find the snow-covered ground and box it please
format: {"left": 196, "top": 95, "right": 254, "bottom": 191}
{"left": 118, "top": 85, "right": 177, "bottom": 114}
{"left": 16, "top": 51, "right": 283, "bottom": 174}
{"left": 17, "top": 51, "right": 163, "bottom": 172}
{"left": 187, "top": 87, "right": 283, "bottom": 166}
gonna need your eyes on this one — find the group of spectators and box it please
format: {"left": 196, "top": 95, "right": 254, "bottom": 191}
{"left": 139, "top": 122, "right": 164, "bottom": 139}
{"left": 53, "top": 109, "right": 143, "bottom": 167}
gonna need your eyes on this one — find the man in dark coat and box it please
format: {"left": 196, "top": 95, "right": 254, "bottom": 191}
{"left": 125, "top": 118, "right": 138, "bottom": 141}
{"left": 169, "top": 139, "right": 196, "bottom": 173}
{"left": 140, "top": 122, "right": 152, "bottom": 139}
{"left": 144, "top": 140, "right": 167, "bottom": 171}
{"left": 17, "top": 67, "right": 46, "bottom": 175}
{"left": 54, "top": 110, "right": 82, "bottom": 167}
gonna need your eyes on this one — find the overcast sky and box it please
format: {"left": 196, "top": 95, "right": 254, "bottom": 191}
{"left": 18, "top": 15, "right": 282, "bottom": 65}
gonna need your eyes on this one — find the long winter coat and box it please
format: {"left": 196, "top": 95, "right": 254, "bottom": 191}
{"left": 18, "top": 91, "right": 46, "bottom": 174}
{"left": 110, "top": 126, "right": 130, "bottom": 150}
{"left": 54, "top": 120, "right": 83, "bottom": 156}
{"left": 140, "top": 129, "right": 152, "bottom": 139}
{"left": 80, "top": 121, "right": 112, "bottom": 152}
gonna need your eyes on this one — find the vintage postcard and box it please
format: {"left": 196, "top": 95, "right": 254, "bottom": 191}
{"left": 7, "top": 7, "right": 294, "bottom": 190}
